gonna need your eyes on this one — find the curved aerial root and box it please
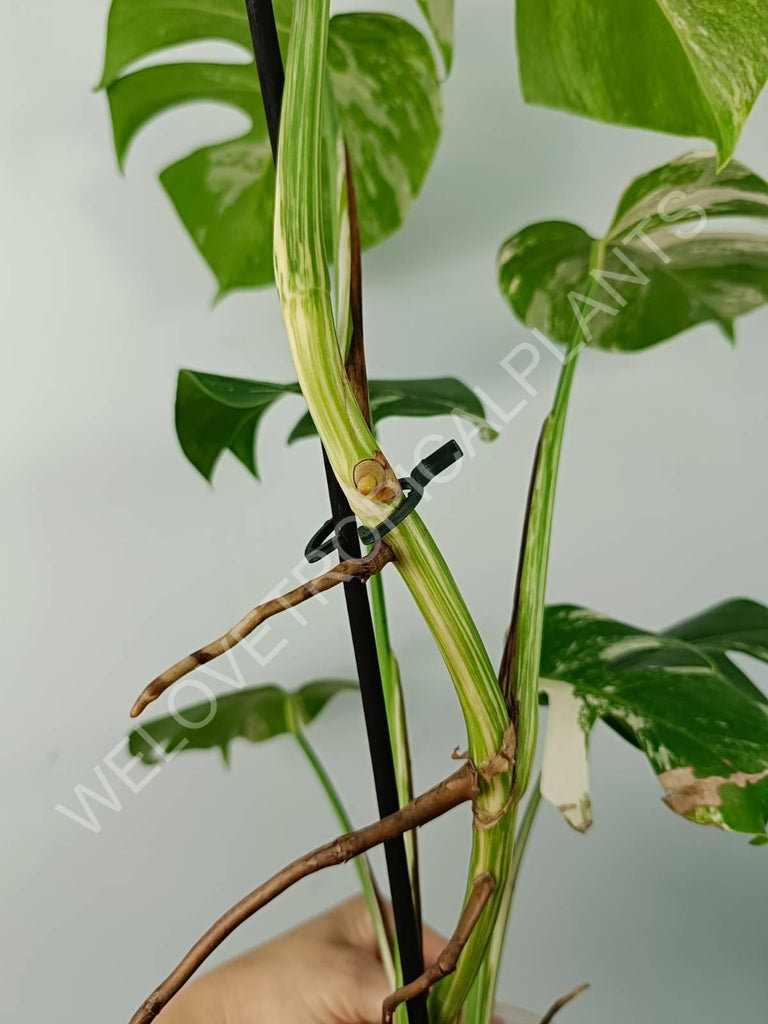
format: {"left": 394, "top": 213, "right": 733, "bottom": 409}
{"left": 539, "top": 982, "right": 591, "bottom": 1024}
{"left": 131, "top": 544, "right": 394, "bottom": 717}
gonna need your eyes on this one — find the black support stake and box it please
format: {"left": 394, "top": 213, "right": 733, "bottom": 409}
{"left": 242, "top": 3, "right": 428, "bottom": 1022}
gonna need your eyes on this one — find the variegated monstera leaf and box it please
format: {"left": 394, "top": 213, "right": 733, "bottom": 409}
{"left": 498, "top": 153, "right": 768, "bottom": 352}
{"left": 99, "top": 0, "right": 442, "bottom": 295}
{"left": 539, "top": 599, "right": 768, "bottom": 840}
{"left": 516, "top": 0, "right": 768, "bottom": 165}
{"left": 129, "top": 679, "right": 357, "bottom": 767}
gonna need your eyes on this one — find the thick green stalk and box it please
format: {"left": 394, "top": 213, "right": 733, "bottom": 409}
{"left": 512, "top": 341, "right": 581, "bottom": 798}
{"left": 435, "top": 323, "right": 584, "bottom": 1021}
{"left": 510, "top": 776, "right": 543, "bottom": 889}
{"left": 323, "top": 85, "right": 410, "bottom": 1018}
{"left": 322, "top": 75, "right": 351, "bottom": 356}
{"left": 512, "top": 245, "right": 602, "bottom": 796}
{"left": 274, "top": 2, "right": 514, "bottom": 1016}
{"left": 462, "top": 780, "right": 542, "bottom": 1023}
{"left": 463, "top": 257, "right": 603, "bottom": 1024}
{"left": 294, "top": 730, "right": 396, "bottom": 986}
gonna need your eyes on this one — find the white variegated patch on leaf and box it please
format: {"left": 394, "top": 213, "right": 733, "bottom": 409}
{"left": 540, "top": 679, "right": 592, "bottom": 832}
{"left": 540, "top": 601, "right": 768, "bottom": 839}
{"left": 100, "top": 0, "right": 442, "bottom": 294}
{"left": 498, "top": 153, "right": 768, "bottom": 352}
{"left": 415, "top": 0, "right": 455, "bottom": 72}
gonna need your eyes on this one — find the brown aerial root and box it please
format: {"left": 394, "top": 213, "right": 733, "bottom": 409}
{"left": 381, "top": 873, "right": 496, "bottom": 1023}
{"left": 131, "top": 544, "right": 395, "bottom": 718}
{"left": 539, "top": 982, "right": 591, "bottom": 1024}
{"left": 128, "top": 764, "right": 478, "bottom": 1024}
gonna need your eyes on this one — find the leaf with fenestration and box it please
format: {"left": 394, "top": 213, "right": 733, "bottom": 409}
{"left": 100, "top": 1, "right": 441, "bottom": 294}
{"left": 288, "top": 377, "right": 498, "bottom": 444}
{"left": 498, "top": 153, "right": 768, "bottom": 352}
{"left": 516, "top": 0, "right": 768, "bottom": 165}
{"left": 176, "top": 370, "right": 497, "bottom": 481}
{"left": 175, "top": 370, "right": 300, "bottom": 481}
{"left": 539, "top": 601, "right": 768, "bottom": 838}
{"left": 129, "top": 680, "right": 357, "bottom": 766}
{"left": 654, "top": 598, "right": 768, "bottom": 706}
{"left": 664, "top": 598, "right": 768, "bottom": 664}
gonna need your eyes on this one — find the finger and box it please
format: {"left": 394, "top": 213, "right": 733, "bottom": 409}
{"left": 321, "top": 895, "right": 379, "bottom": 953}
{"left": 322, "top": 895, "right": 448, "bottom": 971}
{"left": 420, "top": 921, "right": 447, "bottom": 968}
{"left": 377, "top": 900, "right": 447, "bottom": 968}
{"left": 332, "top": 949, "right": 391, "bottom": 1024}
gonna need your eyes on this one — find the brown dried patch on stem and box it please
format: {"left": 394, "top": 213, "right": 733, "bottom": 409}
{"left": 131, "top": 545, "right": 395, "bottom": 718}
{"left": 343, "top": 144, "right": 370, "bottom": 425}
{"left": 539, "top": 983, "right": 590, "bottom": 1024}
{"left": 381, "top": 873, "right": 496, "bottom": 1023}
{"left": 128, "top": 765, "right": 478, "bottom": 1024}
{"left": 478, "top": 722, "right": 517, "bottom": 782}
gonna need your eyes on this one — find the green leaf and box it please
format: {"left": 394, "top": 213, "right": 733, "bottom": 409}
{"left": 664, "top": 598, "right": 768, "bottom": 664}
{"left": 328, "top": 15, "right": 441, "bottom": 251}
{"left": 498, "top": 153, "right": 768, "bottom": 352}
{"left": 662, "top": 598, "right": 768, "bottom": 706}
{"left": 98, "top": 0, "right": 258, "bottom": 89}
{"left": 539, "top": 602, "right": 768, "bottom": 837}
{"left": 516, "top": 0, "right": 768, "bottom": 165}
{"left": 591, "top": 598, "right": 768, "bottom": 708}
{"left": 175, "top": 370, "right": 300, "bottom": 481}
{"left": 287, "top": 377, "right": 498, "bottom": 444}
{"left": 128, "top": 679, "right": 357, "bottom": 766}
{"left": 415, "top": 0, "right": 455, "bottom": 73}
{"left": 100, "top": 2, "right": 441, "bottom": 294}
{"left": 176, "top": 370, "right": 497, "bottom": 480}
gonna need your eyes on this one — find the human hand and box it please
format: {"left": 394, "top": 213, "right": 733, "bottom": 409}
{"left": 157, "top": 896, "right": 446, "bottom": 1024}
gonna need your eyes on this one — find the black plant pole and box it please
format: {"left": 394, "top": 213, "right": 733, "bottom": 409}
{"left": 243, "top": 3, "right": 428, "bottom": 1022}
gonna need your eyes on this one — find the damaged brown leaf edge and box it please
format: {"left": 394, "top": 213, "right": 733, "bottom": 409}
{"left": 660, "top": 765, "right": 768, "bottom": 824}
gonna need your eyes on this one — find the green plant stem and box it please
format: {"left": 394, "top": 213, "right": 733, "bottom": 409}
{"left": 274, "top": 0, "right": 507, "bottom": 772}
{"left": 510, "top": 775, "right": 542, "bottom": 890}
{"left": 293, "top": 730, "right": 397, "bottom": 986}
{"left": 468, "top": 352, "right": 583, "bottom": 1024}
{"left": 463, "top": 779, "right": 543, "bottom": 1023}
{"left": 511, "top": 331, "right": 583, "bottom": 800}
{"left": 275, "top": 4, "right": 515, "bottom": 1016}
{"left": 322, "top": 75, "right": 351, "bottom": 355}
{"left": 463, "top": 258, "right": 602, "bottom": 1024}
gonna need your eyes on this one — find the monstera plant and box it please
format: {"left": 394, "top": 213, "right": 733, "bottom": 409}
{"left": 98, "top": 1, "right": 768, "bottom": 1022}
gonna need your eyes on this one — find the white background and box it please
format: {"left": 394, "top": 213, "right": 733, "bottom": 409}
{"left": 3, "top": 1, "right": 767, "bottom": 1021}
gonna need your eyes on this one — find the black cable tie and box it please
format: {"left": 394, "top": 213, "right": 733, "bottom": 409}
{"left": 305, "top": 440, "right": 463, "bottom": 562}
